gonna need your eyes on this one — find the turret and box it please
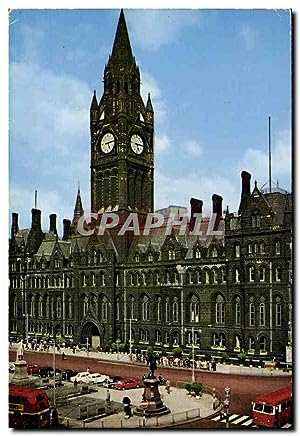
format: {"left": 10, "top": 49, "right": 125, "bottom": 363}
{"left": 90, "top": 90, "right": 98, "bottom": 125}
{"left": 11, "top": 212, "right": 19, "bottom": 240}
{"left": 145, "top": 93, "right": 154, "bottom": 124}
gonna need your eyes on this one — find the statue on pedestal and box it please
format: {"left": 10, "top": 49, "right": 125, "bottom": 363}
{"left": 146, "top": 354, "right": 157, "bottom": 378}
{"left": 16, "top": 340, "right": 24, "bottom": 361}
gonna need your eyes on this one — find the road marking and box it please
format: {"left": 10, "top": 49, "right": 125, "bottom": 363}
{"left": 231, "top": 415, "right": 250, "bottom": 424}
{"left": 211, "top": 415, "right": 221, "bottom": 421}
{"left": 228, "top": 414, "right": 239, "bottom": 422}
{"left": 241, "top": 418, "right": 254, "bottom": 426}
{"left": 281, "top": 423, "right": 292, "bottom": 428}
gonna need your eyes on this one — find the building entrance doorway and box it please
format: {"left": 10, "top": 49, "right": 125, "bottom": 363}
{"left": 81, "top": 321, "right": 101, "bottom": 351}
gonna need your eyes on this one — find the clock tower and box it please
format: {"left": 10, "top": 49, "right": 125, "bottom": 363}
{"left": 90, "top": 10, "right": 154, "bottom": 215}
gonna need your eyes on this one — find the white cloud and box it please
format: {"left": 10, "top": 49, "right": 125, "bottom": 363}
{"left": 182, "top": 139, "right": 203, "bottom": 157}
{"left": 236, "top": 129, "right": 291, "bottom": 190}
{"left": 240, "top": 24, "right": 258, "bottom": 50}
{"left": 127, "top": 9, "right": 200, "bottom": 51}
{"left": 140, "top": 71, "right": 167, "bottom": 125}
{"left": 155, "top": 169, "right": 239, "bottom": 215}
{"left": 155, "top": 134, "right": 171, "bottom": 154}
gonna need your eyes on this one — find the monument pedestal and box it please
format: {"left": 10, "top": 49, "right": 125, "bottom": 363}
{"left": 134, "top": 377, "right": 170, "bottom": 416}
{"left": 10, "top": 360, "right": 40, "bottom": 388}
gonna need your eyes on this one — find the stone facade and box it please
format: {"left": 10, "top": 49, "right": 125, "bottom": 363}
{"left": 9, "top": 10, "right": 292, "bottom": 361}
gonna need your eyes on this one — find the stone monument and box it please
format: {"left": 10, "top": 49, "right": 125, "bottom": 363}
{"left": 134, "top": 352, "right": 170, "bottom": 416}
{"left": 11, "top": 341, "right": 39, "bottom": 387}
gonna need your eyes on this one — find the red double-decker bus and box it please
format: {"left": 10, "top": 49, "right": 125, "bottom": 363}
{"left": 252, "top": 384, "right": 292, "bottom": 428}
{"left": 9, "top": 385, "right": 50, "bottom": 429}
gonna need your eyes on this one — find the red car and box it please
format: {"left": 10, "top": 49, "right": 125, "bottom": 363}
{"left": 114, "top": 378, "right": 142, "bottom": 390}
{"left": 27, "top": 363, "right": 40, "bottom": 375}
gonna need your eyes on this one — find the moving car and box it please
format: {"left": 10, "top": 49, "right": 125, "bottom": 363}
{"left": 103, "top": 376, "right": 123, "bottom": 388}
{"left": 114, "top": 378, "right": 142, "bottom": 390}
{"left": 70, "top": 371, "right": 90, "bottom": 384}
{"left": 27, "top": 364, "right": 40, "bottom": 376}
{"left": 61, "top": 369, "right": 78, "bottom": 381}
{"left": 87, "top": 373, "right": 109, "bottom": 385}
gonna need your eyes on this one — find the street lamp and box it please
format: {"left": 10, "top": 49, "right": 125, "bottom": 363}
{"left": 125, "top": 318, "right": 137, "bottom": 361}
{"left": 185, "top": 327, "right": 202, "bottom": 382}
{"left": 116, "top": 338, "right": 121, "bottom": 360}
{"left": 86, "top": 337, "right": 89, "bottom": 356}
{"left": 52, "top": 339, "right": 56, "bottom": 408}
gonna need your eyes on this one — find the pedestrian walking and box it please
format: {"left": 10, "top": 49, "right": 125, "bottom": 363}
{"left": 165, "top": 380, "right": 171, "bottom": 394}
{"left": 62, "top": 352, "right": 66, "bottom": 360}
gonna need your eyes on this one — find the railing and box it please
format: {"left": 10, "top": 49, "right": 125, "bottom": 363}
{"left": 65, "top": 408, "right": 202, "bottom": 429}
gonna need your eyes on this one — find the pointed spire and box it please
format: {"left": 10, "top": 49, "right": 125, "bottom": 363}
{"left": 146, "top": 92, "right": 153, "bottom": 112}
{"left": 72, "top": 185, "right": 84, "bottom": 225}
{"left": 111, "top": 9, "right": 133, "bottom": 64}
{"left": 90, "top": 90, "right": 98, "bottom": 109}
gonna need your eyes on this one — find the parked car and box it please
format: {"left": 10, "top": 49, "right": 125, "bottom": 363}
{"left": 39, "top": 366, "right": 55, "bottom": 378}
{"left": 9, "top": 363, "right": 15, "bottom": 373}
{"left": 114, "top": 378, "right": 142, "bottom": 390}
{"left": 61, "top": 369, "right": 78, "bottom": 381}
{"left": 27, "top": 363, "right": 40, "bottom": 376}
{"left": 103, "top": 376, "right": 123, "bottom": 388}
{"left": 70, "top": 371, "right": 90, "bottom": 384}
{"left": 87, "top": 373, "right": 109, "bottom": 385}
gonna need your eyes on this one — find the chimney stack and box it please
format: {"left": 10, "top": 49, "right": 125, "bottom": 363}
{"left": 63, "top": 219, "right": 71, "bottom": 240}
{"left": 238, "top": 171, "right": 251, "bottom": 214}
{"left": 212, "top": 194, "right": 223, "bottom": 231}
{"left": 11, "top": 212, "right": 19, "bottom": 239}
{"left": 49, "top": 214, "right": 57, "bottom": 235}
{"left": 31, "top": 208, "right": 42, "bottom": 231}
{"left": 189, "top": 198, "right": 203, "bottom": 232}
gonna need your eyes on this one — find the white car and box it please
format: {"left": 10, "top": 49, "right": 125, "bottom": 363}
{"left": 70, "top": 371, "right": 90, "bottom": 383}
{"left": 87, "top": 373, "right": 109, "bottom": 384}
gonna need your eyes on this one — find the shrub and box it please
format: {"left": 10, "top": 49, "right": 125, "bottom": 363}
{"left": 185, "top": 382, "right": 203, "bottom": 396}
{"left": 147, "top": 346, "right": 154, "bottom": 356}
{"left": 238, "top": 352, "right": 247, "bottom": 363}
{"left": 172, "top": 347, "right": 183, "bottom": 358}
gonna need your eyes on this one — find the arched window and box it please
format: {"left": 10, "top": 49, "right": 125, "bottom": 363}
{"left": 196, "top": 270, "right": 201, "bottom": 284}
{"left": 68, "top": 296, "right": 72, "bottom": 318}
{"left": 216, "top": 295, "right": 225, "bottom": 324}
{"left": 212, "top": 332, "right": 219, "bottom": 346}
{"left": 13, "top": 297, "right": 18, "bottom": 317}
{"left": 139, "top": 329, "right": 145, "bottom": 342}
{"left": 38, "top": 296, "right": 43, "bottom": 317}
{"left": 219, "top": 333, "right": 226, "bottom": 347}
{"left": 275, "top": 298, "right": 282, "bottom": 326}
{"left": 275, "top": 266, "right": 282, "bottom": 282}
{"left": 56, "top": 298, "right": 61, "bottom": 318}
{"left": 144, "top": 329, "right": 150, "bottom": 343}
{"left": 30, "top": 296, "right": 35, "bottom": 317}
{"left": 102, "top": 296, "right": 108, "bottom": 321}
{"left": 173, "top": 299, "right": 178, "bottom": 323}
{"left": 165, "top": 298, "right": 170, "bottom": 322}
{"left": 235, "top": 243, "right": 241, "bottom": 258}
{"left": 249, "top": 266, "right": 255, "bottom": 282}
{"left": 235, "top": 297, "right": 241, "bottom": 325}
{"left": 275, "top": 241, "right": 281, "bottom": 255}
{"left": 45, "top": 296, "right": 50, "bottom": 318}
{"left": 249, "top": 299, "right": 255, "bottom": 326}
{"left": 157, "top": 297, "right": 162, "bottom": 322}
{"left": 83, "top": 296, "right": 88, "bottom": 316}
{"left": 164, "top": 331, "right": 170, "bottom": 345}
{"left": 100, "top": 271, "right": 105, "bottom": 286}
{"left": 211, "top": 247, "right": 218, "bottom": 258}
{"left": 129, "top": 296, "right": 135, "bottom": 319}
{"left": 91, "top": 273, "right": 96, "bottom": 287}
{"left": 248, "top": 243, "right": 253, "bottom": 254}
{"left": 260, "top": 242, "right": 265, "bottom": 254}
{"left": 234, "top": 268, "right": 241, "bottom": 283}
{"left": 212, "top": 269, "right": 217, "bottom": 284}
{"left": 172, "top": 331, "right": 179, "bottom": 346}
{"left": 204, "top": 270, "right": 209, "bottom": 284}
{"left": 252, "top": 210, "right": 261, "bottom": 228}
{"left": 259, "top": 336, "right": 267, "bottom": 352}
{"left": 259, "top": 267, "right": 266, "bottom": 282}
{"left": 116, "top": 297, "right": 120, "bottom": 321}
{"left": 249, "top": 336, "right": 255, "bottom": 351}
{"left": 187, "top": 270, "right": 193, "bottom": 284}
{"left": 190, "top": 295, "right": 199, "bottom": 322}
{"left": 82, "top": 274, "right": 86, "bottom": 287}
{"left": 142, "top": 295, "right": 150, "bottom": 321}
{"left": 156, "top": 330, "right": 162, "bottom": 344}
{"left": 259, "top": 300, "right": 265, "bottom": 326}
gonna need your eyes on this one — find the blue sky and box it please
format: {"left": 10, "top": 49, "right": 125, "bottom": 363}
{"left": 9, "top": 8, "right": 292, "bottom": 234}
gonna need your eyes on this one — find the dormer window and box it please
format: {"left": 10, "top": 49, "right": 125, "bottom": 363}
{"left": 211, "top": 247, "right": 218, "bottom": 258}
{"left": 275, "top": 241, "right": 281, "bottom": 255}
{"left": 134, "top": 253, "right": 140, "bottom": 263}
{"left": 148, "top": 253, "right": 153, "bottom": 262}
{"left": 195, "top": 248, "right": 201, "bottom": 259}
{"left": 168, "top": 249, "right": 175, "bottom": 260}
{"left": 252, "top": 210, "right": 261, "bottom": 228}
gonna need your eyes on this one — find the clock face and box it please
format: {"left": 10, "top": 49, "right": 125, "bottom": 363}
{"left": 131, "top": 134, "right": 144, "bottom": 154}
{"left": 101, "top": 133, "right": 115, "bottom": 154}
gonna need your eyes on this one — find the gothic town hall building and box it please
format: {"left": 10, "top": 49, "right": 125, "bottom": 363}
{"left": 9, "top": 10, "right": 292, "bottom": 361}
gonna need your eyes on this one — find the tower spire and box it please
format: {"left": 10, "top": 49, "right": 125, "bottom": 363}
{"left": 72, "top": 185, "right": 84, "bottom": 225}
{"left": 111, "top": 9, "right": 133, "bottom": 65}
